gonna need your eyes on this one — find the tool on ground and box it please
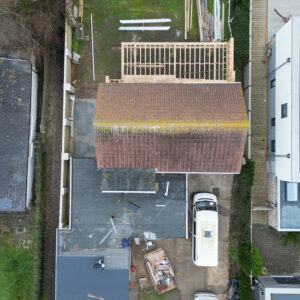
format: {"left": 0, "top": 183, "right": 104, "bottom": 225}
{"left": 164, "top": 181, "right": 169, "bottom": 196}
{"left": 87, "top": 233, "right": 95, "bottom": 239}
{"left": 99, "top": 230, "right": 112, "bottom": 245}
{"left": 87, "top": 293, "right": 104, "bottom": 300}
{"left": 128, "top": 201, "right": 141, "bottom": 212}
{"left": 110, "top": 217, "right": 118, "bottom": 235}
{"left": 74, "top": 218, "right": 82, "bottom": 232}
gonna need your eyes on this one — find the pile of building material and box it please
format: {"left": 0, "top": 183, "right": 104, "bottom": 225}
{"left": 144, "top": 248, "right": 178, "bottom": 295}
{"left": 185, "top": 0, "right": 224, "bottom": 41}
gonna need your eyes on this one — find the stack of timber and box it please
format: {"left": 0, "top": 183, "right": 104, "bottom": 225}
{"left": 186, "top": 0, "right": 223, "bottom": 42}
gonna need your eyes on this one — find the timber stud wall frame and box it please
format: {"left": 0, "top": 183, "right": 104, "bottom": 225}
{"left": 120, "top": 38, "right": 235, "bottom": 83}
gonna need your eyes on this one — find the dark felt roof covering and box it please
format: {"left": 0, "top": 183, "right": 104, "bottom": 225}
{"left": 56, "top": 256, "right": 129, "bottom": 300}
{"left": 93, "top": 83, "right": 248, "bottom": 173}
{"left": 0, "top": 58, "right": 31, "bottom": 211}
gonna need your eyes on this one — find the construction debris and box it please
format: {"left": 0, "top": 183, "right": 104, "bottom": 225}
{"left": 144, "top": 248, "right": 178, "bottom": 295}
{"left": 119, "top": 26, "right": 170, "bottom": 31}
{"left": 186, "top": 0, "right": 224, "bottom": 41}
{"left": 120, "top": 18, "right": 171, "bottom": 24}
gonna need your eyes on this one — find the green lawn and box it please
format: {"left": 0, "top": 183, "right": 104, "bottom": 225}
{"left": 75, "top": 0, "right": 200, "bottom": 83}
{"left": 138, "top": 288, "right": 181, "bottom": 300}
{"left": 0, "top": 233, "right": 33, "bottom": 299}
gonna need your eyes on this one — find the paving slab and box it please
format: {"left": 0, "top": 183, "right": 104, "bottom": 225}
{"left": 253, "top": 224, "right": 300, "bottom": 274}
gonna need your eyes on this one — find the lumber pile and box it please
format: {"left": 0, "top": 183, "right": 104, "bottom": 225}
{"left": 185, "top": 0, "right": 224, "bottom": 42}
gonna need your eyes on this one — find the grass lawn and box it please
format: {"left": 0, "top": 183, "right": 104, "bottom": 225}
{"left": 138, "top": 288, "right": 181, "bottom": 300}
{"left": 75, "top": 0, "right": 201, "bottom": 83}
{"left": 0, "top": 233, "right": 33, "bottom": 299}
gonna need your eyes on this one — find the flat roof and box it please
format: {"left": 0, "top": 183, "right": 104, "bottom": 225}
{"left": 0, "top": 58, "right": 31, "bottom": 211}
{"left": 56, "top": 255, "right": 129, "bottom": 300}
{"left": 272, "top": 295, "right": 300, "bottom": 300}
{"left": 58, "top": 158, "right": 186, "bottom": 254}
{"left": 101, "top": 168, "right": 156, "bottom": 192}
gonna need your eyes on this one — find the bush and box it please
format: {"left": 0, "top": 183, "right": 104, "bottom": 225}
{"left": 252, "top": 246, "right": 263, "bottom": 277}
{"left": 228, "top": 239, "right": 239, "bottom": 265}
{"left": 72, "top": 31, "right": 79, "bottom": 52}
{"left": 239, "top": 241, "right": 263, "bottom": 277}
{"left": 239, "top": 275, "right": 252, "bottom": 300}
{"left": 239, "top": 241, "right": 252, "bottom": 275}
{"left": 231, "top": 0, "right": 250, "bottom": 62}
{"left": 280, "top": 232, "right": 300, "bottom": 247}
{"left": 234, "top": 160, "right": 255, "bottom": 235}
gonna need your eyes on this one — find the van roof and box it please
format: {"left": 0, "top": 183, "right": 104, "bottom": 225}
{"left": 194, "top": 211, "right": 218, "bottom": 266}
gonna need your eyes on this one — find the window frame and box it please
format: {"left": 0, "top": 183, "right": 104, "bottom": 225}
{"left": 281, "top": 103, "right": 287, "bottom": 118}
{"left": 271, "top": 140, "right": 275, "bottom": 152}
{"left": 271, "top": 117, "right": 276, "bottom": 126}
{"left": 270, "top": 78, "right": 276, "bottom": 88}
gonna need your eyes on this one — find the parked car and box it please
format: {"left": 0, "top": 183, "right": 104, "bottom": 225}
{"left": 194, "top": 292, "right": 218, "bottom": 300}
{"left": 192, "top": 193, "right": 218, "bottom": 267}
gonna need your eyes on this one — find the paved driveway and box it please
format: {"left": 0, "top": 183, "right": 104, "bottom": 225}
{"left": 188, "top": 174, "right": 233, "bottom": 300}
{"left": 130, "top": 174, "right": 233, "bottom": 300}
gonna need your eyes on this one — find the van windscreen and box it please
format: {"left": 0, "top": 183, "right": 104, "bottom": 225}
{"left": 195, "top": 200, "right": 217, "bottom": 211}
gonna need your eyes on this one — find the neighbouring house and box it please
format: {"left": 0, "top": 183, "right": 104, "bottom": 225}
{"left": 0, "top": 57, "right": 38, "bottom": 211}
{"left": 254, "top": 275, "right": 300, "bottom": 300}
{"left": 267, "top": 17, "right": 300, "bottom": 231}
{"left": 93, "top": 82, "right": 248, "bottom": 174}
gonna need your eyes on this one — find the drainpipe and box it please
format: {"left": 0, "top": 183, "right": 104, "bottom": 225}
{"left": 248, "top": 0, "right": 253, "bottom": 160}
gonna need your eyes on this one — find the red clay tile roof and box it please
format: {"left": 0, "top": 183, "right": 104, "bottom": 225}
{"left": 93, "top": 83, "right": 248, "bottom": 173}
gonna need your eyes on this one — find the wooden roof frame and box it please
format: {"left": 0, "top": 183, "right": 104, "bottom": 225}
{"left": 117, "top": 38, "right": 235, "bottom": 83}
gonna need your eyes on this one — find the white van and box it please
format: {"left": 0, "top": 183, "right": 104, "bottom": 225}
{"left": 192, "top": 193, "right": 218, "bottom": 267}
{"left": 194, "top": 292, "right": 218, "bottom": 300}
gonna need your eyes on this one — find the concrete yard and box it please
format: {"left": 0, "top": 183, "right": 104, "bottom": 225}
{"left": 129, "top": 174, "right": 233, "bottom": 300}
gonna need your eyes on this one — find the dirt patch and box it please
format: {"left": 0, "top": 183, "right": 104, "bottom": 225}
{"left": 41, "top": 36, "right": 64, "bottom": 300}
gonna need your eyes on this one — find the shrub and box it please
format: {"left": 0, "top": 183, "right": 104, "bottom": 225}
{"left": 239, "top": 241, "right": 252, "bottom": 275}
{"left": 239, "top": 242, "right": 263, "bottom": 277}
{"left": 234, "top": 160, "right": 255, "bottom": 235}
{"left": 231, "top": 0, "right": 250, "bottom": 62}
{"left": 228, "top": 239, "right": 239, "bottom": 265}
{"left": 239, "top": 275, "right": 252, "bottom": 300}
{"left": 72, "top": 31, "right": 79, "bottom": 52}
{"left": 252, "top": 246, "right": 263, "bottom": 277}
{"left": 280, "top": 232, "right": 300, "bottom": 247}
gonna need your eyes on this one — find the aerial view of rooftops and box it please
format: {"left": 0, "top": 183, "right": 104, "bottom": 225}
{"left": 1, "top": 0, "right": 300, "bottom": 299}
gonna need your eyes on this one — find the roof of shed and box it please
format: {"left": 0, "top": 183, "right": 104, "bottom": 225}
{"left": 0, "top": 58, "right": 31, "bottom": 211}
{"left": 56, "top": 256, "right": 129, "bottom": 300}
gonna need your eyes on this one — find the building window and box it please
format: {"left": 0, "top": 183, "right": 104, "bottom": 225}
{"left": 271, "top": 117, "right": 276, "bottom": 126}
{"left": 271, "top": 140, "right": 275, "bottom": 152}
{"left": 270, "top": 78, "right": 276, "bottom": 88}
{"left": 281, "top": 103, "right": 287, "bottom": 118}
{"left": 280, "top": 181, "right": 300, "bottom": 202}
